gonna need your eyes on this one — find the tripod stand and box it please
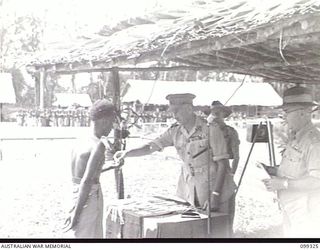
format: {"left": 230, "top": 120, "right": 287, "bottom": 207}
{"left": 235, "top": 119, "right": 276, "bottom": 195}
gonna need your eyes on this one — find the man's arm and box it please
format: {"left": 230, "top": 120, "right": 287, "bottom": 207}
{"left": 210, "top": 159, "right": 230, "bottom": 211}
{"left": 263, "top": 175, "right": 320, "bottom": 192}
{"left": 65, "top": 141, "right": 105, "bottom": 230}
{"left": 127, "top": 144, "right": 160, "bottom": 157}
{"left": 230, "top": 129, "right": 240, "bottom": 174}
{"left": 213, "top": 159, "right": 230, "bottom": 193}
{"left": 207, "top": 124, "right": 231, "bottom": 211}
{"left": 113, "top": 143, "right": 161, "bottom": 161}
{"left": 231, "top": 158, "right": 239, "bottom": 175}
{"left": 114, "top": 126, "right": 175, "bottom": 161}
{"left": 263, "top": 142, "right": 320, "bottom": 192}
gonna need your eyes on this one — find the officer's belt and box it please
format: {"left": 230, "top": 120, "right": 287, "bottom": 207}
{"left": 188, "top": 164, "right": 210, "bottom": 175}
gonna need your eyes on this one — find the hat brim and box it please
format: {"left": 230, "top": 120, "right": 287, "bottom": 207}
{"left": 276, "top": 101, "right": 319, "bottom": 109}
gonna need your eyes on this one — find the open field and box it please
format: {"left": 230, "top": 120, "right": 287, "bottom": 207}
{"left": 0, "top": 124, "right": 283, "bottom": 238}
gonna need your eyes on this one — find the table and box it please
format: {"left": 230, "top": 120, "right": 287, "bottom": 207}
{"left": 105, "top": 197, "right": 229, "bottom": 238}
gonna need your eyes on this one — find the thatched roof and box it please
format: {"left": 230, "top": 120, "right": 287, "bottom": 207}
{"left": 27, "top": 0, "right": 320, "bottom": 85}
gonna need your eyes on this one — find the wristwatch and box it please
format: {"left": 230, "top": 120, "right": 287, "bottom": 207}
{"left": 283, "top": 178, "right": 289, "bottom": 190}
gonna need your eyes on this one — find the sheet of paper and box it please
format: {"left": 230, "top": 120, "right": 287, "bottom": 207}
{"left": 255, "top": 162, "right": 271, "bottom": 180}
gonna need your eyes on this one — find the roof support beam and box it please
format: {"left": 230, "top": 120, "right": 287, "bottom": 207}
{"left": 54, "top": 65, "right": 219, "bottom": 75}
{"left": 52, "top": 55, "right": 320, "bottom": 83}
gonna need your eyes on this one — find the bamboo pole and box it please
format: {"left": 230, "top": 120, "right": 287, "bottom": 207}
{"left": 112, "top": 69, "right": 124, "bottom": 200}
{"left": 39, "top": 68, "right": 46, "bottom": 109}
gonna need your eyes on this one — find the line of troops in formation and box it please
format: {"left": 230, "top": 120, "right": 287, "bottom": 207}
{"left": 16, "top": 109, "right": 91, "bottom": 127}
{"left": 15, "top": 104, "right": 246, "bottom": 128}
{"left": 15, "top": 107, "right": 195, "bottom": 127}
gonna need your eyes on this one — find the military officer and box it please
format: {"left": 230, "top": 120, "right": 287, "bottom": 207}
{"left": 114, "top": 93, "right": 236, "bottom": 236}
{"left": 262, "top": 86, "right": 320, "bottom": 237}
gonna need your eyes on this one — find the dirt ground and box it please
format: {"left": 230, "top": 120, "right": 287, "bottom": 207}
{"left": 0, "top": 126, "right": 283, "bottom": 238}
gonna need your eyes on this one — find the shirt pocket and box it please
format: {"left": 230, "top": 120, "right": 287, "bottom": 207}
{"left": 188, "top": 139, "right": 209, "bottom": 166}
{"left": 284, "top": 147, "right": 304, "bottom": 178}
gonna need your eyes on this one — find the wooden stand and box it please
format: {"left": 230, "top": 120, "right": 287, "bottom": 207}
{"left": 105, "top": 197, "right": 230, "bottom": 238}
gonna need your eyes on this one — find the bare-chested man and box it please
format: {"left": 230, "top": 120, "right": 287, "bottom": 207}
{"left": 63, "top": 99, "right": 117, "bottom": 238}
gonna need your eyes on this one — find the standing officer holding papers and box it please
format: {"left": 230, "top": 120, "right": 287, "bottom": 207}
{"left": 263, "top": 86, "right": 320, "bottom": 237}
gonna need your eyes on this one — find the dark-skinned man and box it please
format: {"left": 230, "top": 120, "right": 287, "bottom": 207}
{"left": 63, "top": 99, "right": 118, "bottom": 238}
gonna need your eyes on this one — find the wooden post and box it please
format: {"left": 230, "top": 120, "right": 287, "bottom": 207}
{"left": 34, "top": 72, "right": 39, "bottom": 107}
{"left": 39, "top": 69, "right": 46, "bottom": 109}
{"left": 266, "top": 119, "right": 276, "bottom": 167}
{"left": 0, "top": 103, "right": 2, "bottom": 122}
{"left": 206, "top": 123, "right": 212, "bottom": 235}
{"left": 112, "top": 69, "right": 124, "bottom": 199}
{"left": 71, "top": 74, "right": 76, "bottom": 93}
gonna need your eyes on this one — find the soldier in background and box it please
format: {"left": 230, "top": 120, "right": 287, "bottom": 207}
{"left": 207, "top": 101, "right": 240, "bottom": 175}
{"left": 114, "top": 93, "right": 236, "bottom": 237}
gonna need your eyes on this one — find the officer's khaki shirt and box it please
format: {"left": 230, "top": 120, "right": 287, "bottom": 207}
{"left": 277, "top": 123, "right": 320, "bottom": 224}
{"left": 149, "top": 115, "right": 236, "bottom": 206}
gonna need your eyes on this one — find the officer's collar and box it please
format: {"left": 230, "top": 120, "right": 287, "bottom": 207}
{"left": 180, "top": 115, "right": 202, "bottom": 138}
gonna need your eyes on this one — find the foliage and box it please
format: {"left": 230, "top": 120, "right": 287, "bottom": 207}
{"left": 0, "top": 1, "right": 43, "bottom": 108}
{"left": 1, "top": 13, "right": 43, "bottom": 68}
{"left": 9, "top": 67, "right": 35, "bottom": 107}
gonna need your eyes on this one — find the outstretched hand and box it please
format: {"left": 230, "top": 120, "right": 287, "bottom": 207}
{"left": 113, "top": 150, "right": 127, "bottom": 162}
{"left": 101, "top": 159, "right": 125, "bottom": 173}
